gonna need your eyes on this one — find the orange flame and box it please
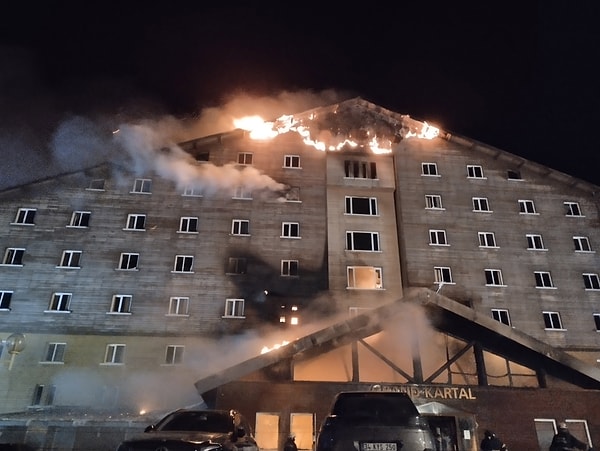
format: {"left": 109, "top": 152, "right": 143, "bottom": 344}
{"left": 260, "top": 340, "right": 290, "bottom": 354}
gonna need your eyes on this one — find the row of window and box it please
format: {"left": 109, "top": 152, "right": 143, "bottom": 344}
{"left": 422, "top": 162, "right": 523, "bottom": 182}
{"left": 31, "top": 341, "right": 186, "bottom": 366}
{"left": 493, "top": 307, "right": 600, "bottom": 332}
{"left": 434, "top": 266, "right": 600, "bottom": 290}
{"left": 428, "top": 229, "right": 594, "bottom": 252}
{"left": 425, "top": 194, "right": 585, "bottom": 217}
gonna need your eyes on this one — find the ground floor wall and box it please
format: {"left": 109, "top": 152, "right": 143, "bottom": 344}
{"left": 0, "top": 381, "right": 598, "bottom": 451}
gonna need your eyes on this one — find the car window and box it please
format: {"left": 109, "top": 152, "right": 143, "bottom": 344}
{"left": 159, "top": 412, "right": 233, "bottom": 433}
{"left": 332, "top": 395, "right": 418, "bottom": 423}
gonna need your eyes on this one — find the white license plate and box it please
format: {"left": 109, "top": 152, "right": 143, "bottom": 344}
{"left": 361, "top": 443, "right": 397, "bottom": 451}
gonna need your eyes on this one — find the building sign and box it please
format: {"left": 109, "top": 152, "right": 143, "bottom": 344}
{"left": 370, "top": 384, "right": 477, "bottom": 400}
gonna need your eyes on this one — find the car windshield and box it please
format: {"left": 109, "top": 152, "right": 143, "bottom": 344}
{"left": 157, "top": 411, "right": 233, "bottom": 433}
{"left": 332, "top": 395, "right": 418, "bottom": 423}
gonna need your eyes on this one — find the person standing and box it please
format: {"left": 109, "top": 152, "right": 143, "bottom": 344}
{"left": 480, "top": 430, "right": 507, "bottom": 451}
{"left": 283, "top": 434, "right": 298, "bottom": 451}
{"left": 549, "top": 422, "right": 589, "bottom": 451}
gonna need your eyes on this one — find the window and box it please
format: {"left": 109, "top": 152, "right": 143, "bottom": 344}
{"left": 43, "top": 343, "right": 66, "bottom": 363}
{"left": 69, "top": 211, "right": 91, "bottom": 227}
{"left": 224, "top": 298, "right": 245, "bottom": 318}
{"left": 347, "top": 231, "right": 380, "bottom": 251}
{"left": 534, "top": 271, "right": 554, "bottom": 288}
{"left": 165, "top": 345, "right": 184, "bottom": 365}
{"left": 526, "top": 234, "right": 546, "bottom": 250}
{"left": 345, "top": 196, "right": 378, "bottom": 215}
{"left": 227, "top": 257, "right": 247, "bottom": 275}
{"left": 233, "top": 185, "right": 253, "bottom": 199}
{"left": 429, "top": 229, "right": 448, "bottom": 246}
{"left": 13, "top": 208, "right": 36, "bottom": 225}
{"left": 31, "top": 384, "right": 55, "bottom": 406}
{"left": 48, "top": 293, "right": 72, "bottom": 312}
{"left": 347, "top": 266, "right": 383, "bottom": 289}
{"left": 485, "top": 269, "right": 505, "bottom": 286}
{"left": 421, "top": 162, "right": 438, "bottom": 176}
{"left": 478, "top": 232, "right": 497, "bottom": 248}
{"left": 594, "top": 313, "right": 600, "bottom": 331}
{"left": 132, "top": 178, "right": 152, "bottom": 193}
{"left": 110, "top": 295, "right": 132, "bottom": 314}
{"left": 425, "top": 194, "right": 443, "bottom": 209}
{"left": 285, "top": 187, "right": 301, "bottom": 202}
{"left": 583, "top": 273, "right": 600, "bottom": 290}
{"left": 467, "top": 165, "right": 485, "bottom": 178}
{"left": 543, "top": 311, "right": 564, "bottom": 330}
{"left": 103, "top": 344, "right": 125, "bottom": 364}
{"left": 125, "top": 214, "right": 146, "bottom": 230}
{"left": 2, "top": 248, "right": 25, "bottom": 265}
{"left": 344, "top": 160, "right": 377, "bottom": 179}
{"left": 118, "top": 253, "right": 139, "bottom": 270}
{"left": 237, "top": 152, "right": 253, "bottom": 165}
{"left": 0, "top": 291, "right": 12, "bottom": 309}
{"left": 168, "top": 297, "right": 189, "bottom": 315}
{"left": 281, "top": 260, "right": 299, "bottom": 276}
{"left": 519, "top": 199, "right": 537, "bottom": 214}
{"left": 492, "top": 309, "right": 511, "bottom": 326}
{"left": 173, "top": 255, "right": 194, "bottom": 273}
{"left": 284, "top": 155, "right": 301, "bottom": 168}
{"left": 179, "top": 217, "right": 198, "bottom": 233}
{"left": 88, "top": 179, "right": 105, "bottom": 190}
{"left": 182, "top": 185, "right": 203, "bottom": 197}
{"left": 564, "top": 201, "right": 583, "bottom": 216}
{"left": 507, "top": 170, "right": 522, "bottom": 180}
{"left": 58, "top": 250, "right": 82, "bottom": 268}
{"left": 434, "top": 266, "right": 453, "bottom": 284}
{"left": 281, "top": 222, "right": 300, "bottom": 238}
{"left": 231, "top": 219, "right": 250, "bottom": 236}
{"left": 573, "top": 236, "right": 592, "bottom": 252}
{"left": 472, "top": 197, "right": 491, "bottom": 212}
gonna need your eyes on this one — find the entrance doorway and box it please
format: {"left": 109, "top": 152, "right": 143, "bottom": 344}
{"left": 427, "top": 416, "right": 458, "bottom": 451}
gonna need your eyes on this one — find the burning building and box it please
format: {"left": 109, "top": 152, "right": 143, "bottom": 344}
{"left": 0, "top": 98, "right": 599, "bottom": 451}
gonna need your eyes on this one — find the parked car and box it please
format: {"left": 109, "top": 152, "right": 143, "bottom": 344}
{"left": 116, "top": 408, "right": 259, "bottom": 451}
{"left": 315, "top": 391, "right": 435, "bottom": 451}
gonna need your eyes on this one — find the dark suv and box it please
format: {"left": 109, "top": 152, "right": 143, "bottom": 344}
{"left": 116, "top": 409, "right": 259, "bottom": 451}
{"left": 315, "top": 391, "right": 435, "bottom": 451}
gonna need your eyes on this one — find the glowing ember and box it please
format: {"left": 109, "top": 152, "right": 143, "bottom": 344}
{"left": 261, "top": 341, "right": 290, "bottom": 354}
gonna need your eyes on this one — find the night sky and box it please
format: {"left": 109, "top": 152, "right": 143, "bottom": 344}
{"left": 2, "top": 2, "right": 600, "bottom": 186}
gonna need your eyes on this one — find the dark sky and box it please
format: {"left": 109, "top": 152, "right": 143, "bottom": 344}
{"left": 2, "top": 1, "right": 600, "bottom": 186}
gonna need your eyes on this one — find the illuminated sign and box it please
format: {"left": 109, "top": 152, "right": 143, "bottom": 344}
{"left": 370, "top": 384, "right": 477, "bottom": 400}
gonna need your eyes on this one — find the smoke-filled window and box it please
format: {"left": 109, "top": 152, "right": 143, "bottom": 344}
{"left": 227, "top": 258, "right": 247, "bottom": 275}
{"left": 233, "top": 186, "right": 252, "bottom": 199}
{"left": 183, "top": 185, "right": 203, "bottom": 197}
{"left": 281, "top": 260, "right": 299, "bottom": 276}
{"left": 231, "top": 220, "right": 250, "bottom": 236}
{"left": 285, "top": 187, "right": 301, "bottom": 202}
{"left": 12, "top": 208, "right": 36, "bottom": 225}
{"left": 87, "top": 178, "right": 105, "bottom": 190}
{"left": 173, "top": 255, "right": 194, "bottom": 273}
{"left": 164, "top": 345, "right": 184, "bottom": 365}
{"left": 179, "top": 217, "right": 199, "bottom": 233}
{"left": 68, "top": 210, "right": 91, "bottom": 227}
{"left": 224, "top": 298, "right": 245, "bottom": 318}
{"left": 281, "top": 222, "right": 300, "bottom": 238}
{"left": 347, "top": 266, "right": 383, "bottom": 289}
{"left": 237, "top": 152, "right": 253, "bottom": 165}
{"left": 284, "top": 155, "right": 301, "bottom": 168}
{"left": 131, "top": 178, "right": 152, "bottom": 194}
{"left": 345, "top": 196, "right": 378, "bottom": 215}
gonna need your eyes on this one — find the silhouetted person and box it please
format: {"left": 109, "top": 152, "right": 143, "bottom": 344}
{"left": 480, "top": 430, "right": 507, "bottom": 451}
{"left": 549, "top": 422, "right": 589, "bottom": 451}
{"left": 283, "top": 435, "right": 298, "bottom": 451}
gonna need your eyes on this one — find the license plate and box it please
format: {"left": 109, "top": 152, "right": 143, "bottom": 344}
{"left": 361, "top": 443, "right": 397, "bottom": 451}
